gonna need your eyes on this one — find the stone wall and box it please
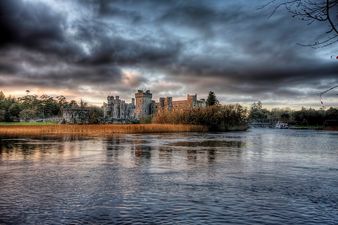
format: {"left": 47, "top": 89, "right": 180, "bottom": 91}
{"left": 62, "top": 108, "right": 90, "bottom": 124}
{"left": 103, "top": 91, "right": 206, "bottom": 122}
{"left": 156, "top": 94, "right": 206, "bottom": 112}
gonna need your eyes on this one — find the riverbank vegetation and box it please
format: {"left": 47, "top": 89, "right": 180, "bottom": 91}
{"left": 0, "top": 124, "right": 207, "bottom": 136}
{"left": 249, "top": 101, "right": 338, "bottom": 129}
{"left": 0, "top": 91, "right": 102, "bottom": 122}
{"left": 153, "top": 104, "right": 248, "bottom": 131}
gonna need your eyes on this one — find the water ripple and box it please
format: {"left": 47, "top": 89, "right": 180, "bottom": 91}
{"left": 0, "top": 129, "right": 338, "bottom": 224}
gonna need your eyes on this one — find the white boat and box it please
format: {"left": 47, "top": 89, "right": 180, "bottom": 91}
{"left": 275, "top": 121, "right": 288, "bottom": 129}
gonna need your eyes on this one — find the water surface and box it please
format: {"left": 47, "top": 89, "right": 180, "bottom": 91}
{"left": 0, "top": 129, "right": 337, "bottom": 224}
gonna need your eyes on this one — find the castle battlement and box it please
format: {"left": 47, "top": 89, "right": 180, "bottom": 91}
{"left": 103, "top": 90, "right": 206, "bottom": 122}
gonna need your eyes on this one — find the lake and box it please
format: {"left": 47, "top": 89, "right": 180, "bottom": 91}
{"left": 0, "top": 129, "right": 337, "bottom": 225}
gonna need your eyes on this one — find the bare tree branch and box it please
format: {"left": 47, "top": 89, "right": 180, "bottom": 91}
{"left": 262, "top": 0, "right": 338, "bottom": 48}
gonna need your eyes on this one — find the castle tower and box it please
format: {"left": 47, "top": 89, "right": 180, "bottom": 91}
{"left": 107, "top": 96, "right": 115, "bottom": 105}
{"left": 165, "top": 97, "right": 172, "bottom": 111}
{"left": 159, "top": 97, "right": 165, "bottom": 108}
{"left": 187, "top": 94, "right": 197, "bottom": 108}
{"left": 135, "top": 90, "right": 153, "bottom": 119}
{"left": 106, "top": 96, "right": 115, "bottom": 117}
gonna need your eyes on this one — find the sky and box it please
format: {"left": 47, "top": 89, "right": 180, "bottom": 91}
{"left": 0, "top": 0, "right": 337, "bottom": 108}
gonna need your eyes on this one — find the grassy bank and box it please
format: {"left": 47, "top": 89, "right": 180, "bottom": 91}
{"left": 0, "top": 124, "right": 207, "bottom": 136}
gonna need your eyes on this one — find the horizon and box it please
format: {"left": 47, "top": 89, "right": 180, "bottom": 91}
{"left": 0, "top": 88, "right": 335, "bottom": 111}
{"left": 0, "top": 0, "right": 337, "bottom": 109}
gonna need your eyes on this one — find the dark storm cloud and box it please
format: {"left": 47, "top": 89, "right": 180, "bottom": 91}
{"left": 158, "top": 2, "right": 243, "bottom": 34}
{"left": 0, "top": 0, "right": 79, "bottom": 56}
{"left": 153, "top": 5, "right": 338, "bottom": 97}
{"left": 75, "top": 34, "right": 182, "bottom": 66}
{"left": 0, "top": 0, "right": 337, "bottom": 104}
{"left": 0, "top": 47, "right": 124, "bottom": 89}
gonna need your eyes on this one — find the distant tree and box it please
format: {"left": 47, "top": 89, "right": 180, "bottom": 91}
{"left": 39, "top": 95, "right": 60, "bottom": 117}
{"left": 56, "top": 95, "right": 68, "bottom": 108}
{"left": 19, "top": 109, "right": 37, "bottom": 121}
{"left": 8, "top": 103, "right": 22, "bottom": 120}
{"left": 88, "top": 107, "right": 103, "bottom": 124}
{"left": 0, "top": 91, "right": 96, "bottom": 122}
{"left": 269, "top": 107, "right": 292, "bottom": 122}
{"left": 69, "top": 100, "right": 79, "bottom": 108}
{"left": 0, "top": 94, "right": 17, "bottom": 121}
{"left": 249, "top": 101, "right": 270, "bottom": 122}
{"left": 0, "top": 91, "right": 5, "bottom": 101}
{"left": 206, "top": 91, "right": 219, "bottom": 106}
{"left": 0, "top": 110, "right": 5, "bottom": 122}
{"left": 280, "top": 112, "right": 290, "bottom": 122}
{"left": 80, "top": 99, "right": 88, "bottom": 108}
{"left": 290, "top": 107, "right": 326, "bottom": 125}
{"left": 18, "top": 94, "right": 39, "bottom": 109}
{"left": 325, "top": 107, "right": 338, "bottom": 120}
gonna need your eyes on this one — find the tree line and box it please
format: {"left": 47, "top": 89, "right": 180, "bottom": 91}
{"left": 1, "top": 90, "right": 336, "bottom": 127}
{"left": 249, "top": 101, "right": 338, "bottom": 127}
{"left": 152, "top": 104, "right": 248, "bottom": 131}
{"left": 0, "top": 91, "right": 100, "bottom": 122}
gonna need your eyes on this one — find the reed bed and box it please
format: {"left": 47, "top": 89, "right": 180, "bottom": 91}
{"left": 153, "top": 105, "right": 248, "bottom": 131}
{"left": 0, "top": 124, "right": 207, "bottom": 136}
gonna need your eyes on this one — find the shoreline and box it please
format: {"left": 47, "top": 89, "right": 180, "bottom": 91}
{"left": 0, "top": 124, "right": 208, "bottom": 136}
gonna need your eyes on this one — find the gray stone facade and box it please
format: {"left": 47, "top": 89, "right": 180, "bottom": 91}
{"left": 102, "top": 90, "right": 206, "bottom": 122}
{"left": 134, "top": 90, "right": 154, "bottom": 119}
{"left": 103, "top": 96, "right": 135, "bottom": 122}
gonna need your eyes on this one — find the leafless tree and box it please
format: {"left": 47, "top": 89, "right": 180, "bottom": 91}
{"left": 262, "top": 0, "right": 338, "bottom": 48}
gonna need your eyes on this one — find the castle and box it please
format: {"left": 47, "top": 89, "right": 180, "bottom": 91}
{"left": 103, "top": 90, "right": 206, "bottom": 122}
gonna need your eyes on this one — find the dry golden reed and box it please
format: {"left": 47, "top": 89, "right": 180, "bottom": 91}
{"left": 0, "top": 124, "right": 208, "bottom": 136}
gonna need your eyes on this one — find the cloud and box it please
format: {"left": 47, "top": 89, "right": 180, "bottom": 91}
{"left": 0, "top": 0, "right": 337, "bottom": 107}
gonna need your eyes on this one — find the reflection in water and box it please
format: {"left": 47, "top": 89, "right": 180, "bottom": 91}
{"left": 135, "top": 144, "right": 152, "bottom": 159}
{"left": 168, "top": 140, "right": 245, "bottom": 148}
{"left": 0, "top": 129, "right": 338, "bottom": 224}
{"left": 208, "top": 149, "right": 216, "bottom": 162}
{"left": 158, "top": 147, "right": 173, "bottom": 160}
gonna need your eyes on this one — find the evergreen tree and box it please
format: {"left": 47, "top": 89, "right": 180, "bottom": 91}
{"left": 206, "top": 91, "right": 219, "bottom": 106}
{"left": 0, "top": 91, "right": 5, "bottom": 101}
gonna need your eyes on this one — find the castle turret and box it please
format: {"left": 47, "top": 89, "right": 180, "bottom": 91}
{"left": 159, "top": 97, "right": 165, "bottom": 108}
{"left": 107, "top": 96, "right": 114, "bottom": 105}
